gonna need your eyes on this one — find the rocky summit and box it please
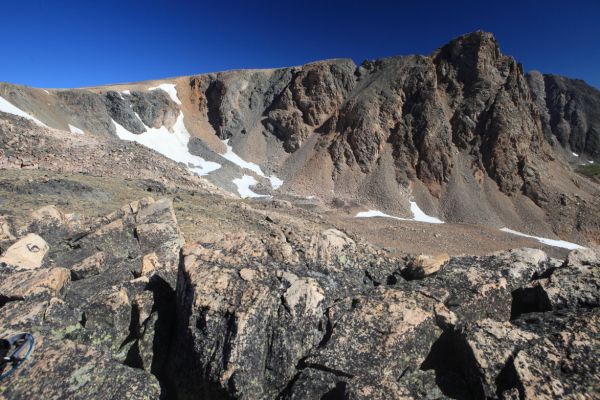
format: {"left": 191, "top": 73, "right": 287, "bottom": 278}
{"left": 0, "top": 31, "right": 599, "bottom": 399}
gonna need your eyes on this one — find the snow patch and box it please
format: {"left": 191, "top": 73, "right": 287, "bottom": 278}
{"left": 410, "top": 201, "right": 444, "bottom": 224}
{"left": 269, "top": 176, "right": 284, "bottom": 189}
{"left": 112, "top": 113, "right": 221, "bottom": 176}
{"left": 589, "top": 160, "right": 595, "bottom": 164}
{"left": 232, "top": 175, "right": 269, "bottom": 199}
{"left": 68, "top": 124, "right": 84, "bottom": 134}
{"left": 0, "top": 96, "right": 47, "bottom": 127}
{"left": 42, "top": 89, "right": 50, "bottom": 94}
{"left": 149, "top": 83, "right": 181, "bottom": 105}
{"left": 122, "top": 90, "right": 131, "bottom": 95}
{"left": 356, "top": 202, "right": 444, "bottom": 224}
{"left": 500, "top": 228, "right": 585, "bottom": 250}
{"left": 356, "top": 210, "right": 408, "bottom": 220}
{"left": 221, "top": 139, "right": 283, "bottom": 190}
{"left": 572, "top": 152, "right": 579, "bottom": 157}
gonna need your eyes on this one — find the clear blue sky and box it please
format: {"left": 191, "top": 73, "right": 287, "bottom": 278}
{"left": 1, "top": 0, "right": 599, "bottom": 89}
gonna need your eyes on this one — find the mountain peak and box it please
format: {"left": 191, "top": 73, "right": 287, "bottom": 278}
{"left": 432, "top": 30, "right": 502, "bottom": 68}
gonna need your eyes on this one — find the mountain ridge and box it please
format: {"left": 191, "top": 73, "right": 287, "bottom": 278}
{"left": 0, "top": 31, "right": 599, "bottom": 246}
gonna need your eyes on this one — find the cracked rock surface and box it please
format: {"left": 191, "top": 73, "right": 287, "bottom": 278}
{"left": 1, "top": 197, "right": 599, "bottom": 399}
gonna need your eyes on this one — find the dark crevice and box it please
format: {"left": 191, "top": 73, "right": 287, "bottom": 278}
{"left": 146, "top": 275, "right": 177, "bottom": 397}
{"left": 510, "top": 286, "right": 552, "bottom": 320}
{"left": 318, "top": 309, "right": 334, "bottom": 348}
{"left": 420, "top": 330, "right": 485, "bottom": 400}
{"left": 276, "top": 370, "right": 303, "bottom": 399}
{"left": 221, "top": 312, "right": 238, "bottom": 371}
{"left": 120, "top": 301, "right": 142, "bottom": 352}
{"left": 320, "top": 381, "right": 348, "bottom": 400}
{"left": 124, "top": 340, "right": 144, "bottom": 370}
{"left": 206, "top": 80, "right": 227, "bottom": 138}
{"left": 362, "top": 270, "right": 380, "bottom": 287}
{"left": 297, "top": 359, "right": 354, "bottom": 379}
{"left": 0, "top": 295, "right": 23, "bottom": 309}
{"left": 79, "top": 311, "right": 87, "bottom": 328}
{"left": 495, "top": 354, "right": 524, "bottom": 399}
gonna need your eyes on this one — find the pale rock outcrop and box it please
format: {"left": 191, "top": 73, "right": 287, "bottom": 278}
{"left": 0, "top": 233, "right": 49, "bottom": 270}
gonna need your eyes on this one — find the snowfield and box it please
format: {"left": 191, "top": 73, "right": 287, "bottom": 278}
{"left": 232, "top": 175, "right": 270, "bottom": 199}
{"left": 112, "top": 113, "right": 221, "bottom": 176}
{"left": 0, "top": 96, "right": 47, "bottom": 127}
{"left": 410, "top": 201, "right": 444, "bottom": 224}
{"left": 356, "top": 201, "right": 444, "bottom": 224}
{"left": 149, "top": 84, "right": 181, "bottom": 105}
{"left": 68, "top": 124, "right": 84, "bottom": 134}
{"left": 268, "top": 176, "right": 284, "bottom": 189}
{"left": 500, "top": 228, "right": 585, "bottom": 250}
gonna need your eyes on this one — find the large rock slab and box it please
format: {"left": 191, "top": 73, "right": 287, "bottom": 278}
{"left": 0, "top": 233, "right": 49, "bottom": 270}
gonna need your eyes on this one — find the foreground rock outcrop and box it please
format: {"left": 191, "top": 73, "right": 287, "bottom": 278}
{"left": 0, "top": 197, "right": 182, "bottom": 398}
{"left": 1, "top": 197, "right": 599, "bottom": 399}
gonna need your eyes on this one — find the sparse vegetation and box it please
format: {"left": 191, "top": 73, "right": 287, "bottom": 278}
{"left": 576, "top": 163, "right": 600, "bottom": 178}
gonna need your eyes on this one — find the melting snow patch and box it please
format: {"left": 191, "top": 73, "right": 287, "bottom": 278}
{"left": 149, "top": 84, "right": 181, "bottom": 105}
{"left": 356, "top": 210, "right": 409, "bottom": 221}
{"left": 500, "top": 228, "right": 585, "bottom": 250}
{"left": 0, "top": 96, "right": 47, "bottom": 127}
{"left": 68, "top": 124, "right": 84, "bottom": 134}
{"left": 356, "top": 202, "right": 444, "bottom": 224}
{"left": 222, "top": 139, "right": 264, "bottom": 175}
{"left": 112, "top": 113, "right": 221, "bottom": 176}
{"left": 269, "top": 176, "right": 283, "bottom": 189}
{"left": 589, "top": 160, "right": 595, "bottom": 164}
{"left": 232, "top": 175, "right": 269, "bottom": 199}
{"left": 122, "top": 90, "right": 131, "bottom": 95}
{"left": 221, "top": 139, "right": 283, "bottom": 189}
{"left": 572, "top": 152, "right": 579, "bottom": 157}
{"left": 409, "top": 201, "right": 444, "bottom": 224}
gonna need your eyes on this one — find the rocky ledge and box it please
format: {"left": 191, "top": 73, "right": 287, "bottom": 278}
{"left": 0, "top": 198, "right": 598, "bottom": 399}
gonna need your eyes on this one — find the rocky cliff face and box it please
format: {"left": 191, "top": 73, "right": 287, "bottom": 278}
{"left": 527, "top": 72, "right": 600, "bottom": 158}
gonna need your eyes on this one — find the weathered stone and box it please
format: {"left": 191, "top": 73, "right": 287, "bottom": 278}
{"left": 403, "top": 253, "right": 450, "bottom": 279}
{"left": 140, "top": 252, "right": 159, "bottom": 276}
{"left": 70, "top": 251, "right": 107, "bottom": 280}
{"left": 0, "top": 334, "right": 161, "bottom": 399}
{"left": 424, "top": 248, "right": 549, "bottom": 322}
{"left": 0, "top": 267, "right": 70, "bottom": 300}
{"left": 0, "top": 233, "right": 49, "bottom": 270}
{"left": 512, "top": 248, "right": 600, "bottom": 316}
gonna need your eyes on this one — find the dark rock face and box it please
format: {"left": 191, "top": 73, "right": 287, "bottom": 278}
{"left": 126, "top": 90, "right": 179, "bottom": 129}
{"left": 327, "top": 31, "right": 545, "bottom": 194}
{"left": 56, "top": 89, "right": 117, "bottom": 137}
{"left": 103, "top": 91, "right": 146, "bottom": 134}
{"left": 266, "top": 60, "right": 356, "bottom": 151}
{"left": 527, "top": 72, "right": 600, "bottom": 157}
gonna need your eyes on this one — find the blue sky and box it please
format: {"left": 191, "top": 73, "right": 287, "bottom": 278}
{"left": 1, "top": 0, "right": 599, "bottom": 89}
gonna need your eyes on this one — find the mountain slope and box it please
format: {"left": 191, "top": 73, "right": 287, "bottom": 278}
{"left": 0, "top": 31, "right": 599, "bottom": 246}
